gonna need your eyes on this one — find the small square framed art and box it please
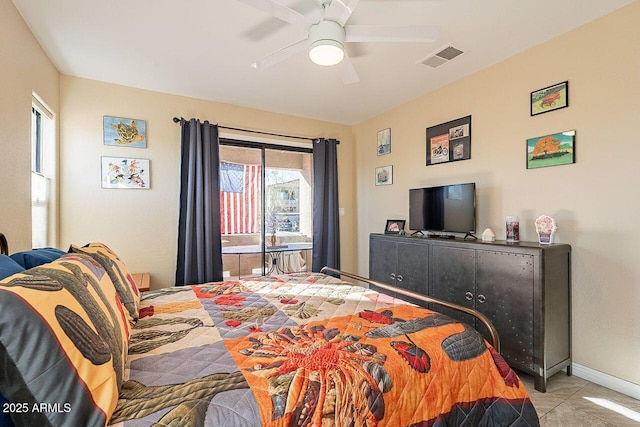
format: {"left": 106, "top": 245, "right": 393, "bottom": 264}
{"left": 375, "top": 165, "right": 393, "bottom": 186}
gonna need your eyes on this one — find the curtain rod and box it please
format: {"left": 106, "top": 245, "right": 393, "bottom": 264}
{"left": 172, "top": 117, "right": 335, "bottom": 143}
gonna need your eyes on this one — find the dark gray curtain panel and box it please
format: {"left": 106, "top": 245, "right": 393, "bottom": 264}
{"left": 175, "top": 119, "right": 223, "bottom": 285}
{"left": 312, "top": 138, "right": 340, "bottom": 272}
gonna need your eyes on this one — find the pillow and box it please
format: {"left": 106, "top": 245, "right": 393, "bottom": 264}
{"left": 0, "top": 254, "right": 25, "bottom": 280}
{"left": 10, "top": 247, "right": 66, "bottom": 269}
{"left": 69, "top": 242, "right": 140, "bottom": 324}
{"left": 0, "top": 394, "right": 14, "bottom": 427}
{"left": 0, "top": 254, "right": 130, "bottom": 426}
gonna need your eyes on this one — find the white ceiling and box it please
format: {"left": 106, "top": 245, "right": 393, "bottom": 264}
{"left": 12, "top": 0, "right": 637, "bottom": 125}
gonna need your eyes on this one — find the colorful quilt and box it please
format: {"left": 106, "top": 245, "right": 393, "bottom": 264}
{"left": 110, "top": 273, "right": 539, "bottom": 426}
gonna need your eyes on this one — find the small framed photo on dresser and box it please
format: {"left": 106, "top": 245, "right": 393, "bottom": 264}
{"left": 384, "top": 220, "right": 405, "bottom": 234}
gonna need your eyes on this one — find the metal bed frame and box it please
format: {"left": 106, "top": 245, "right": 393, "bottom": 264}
{"left": 320, "top": 266, "right": 500, "bottom": 352}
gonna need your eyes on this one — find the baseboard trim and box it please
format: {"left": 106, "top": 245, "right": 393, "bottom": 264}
{"left": 571, "top": 363, "right": 640, "bottom": 400}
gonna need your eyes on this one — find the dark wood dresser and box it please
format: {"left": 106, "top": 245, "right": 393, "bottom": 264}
{"left": 369, "top": 233, "right": 571, "bottom": 392}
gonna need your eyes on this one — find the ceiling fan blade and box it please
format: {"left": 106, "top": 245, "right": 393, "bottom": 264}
{"left": 242, "top": 0, "right": 319, "bottom": 41}
{"left": 345, "top": 25, "right": 438, "bottom": 42}
{"left": 250, "top": 38, "right": 308, "bottom": 70}
{"left": 338, "top": 53, "right": 359, "bottom": 85}
{"left": 236, "top": 0, "right": 316, "bottom": 29}
{"left": 325, "top": 0, "right": 361, "bottom": 26}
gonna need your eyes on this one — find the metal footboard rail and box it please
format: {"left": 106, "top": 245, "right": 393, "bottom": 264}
{"left": 320, "top": 266, "right": 500, "bottom": 352}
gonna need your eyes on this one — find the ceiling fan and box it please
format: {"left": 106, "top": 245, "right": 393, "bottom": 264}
{"left": 237, "top": 0, "right": 439, "bottom": 84}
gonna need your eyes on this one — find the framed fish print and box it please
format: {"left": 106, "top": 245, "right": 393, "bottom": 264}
{"left": 101, "top": 156, "right": 150, "bottom": 189}
{"left": 103, "top": 116, "right": 147, "bottom": 148}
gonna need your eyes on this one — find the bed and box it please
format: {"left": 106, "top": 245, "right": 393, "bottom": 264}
{"left": 0, "top": 241, "right": 539, "bottom": 426}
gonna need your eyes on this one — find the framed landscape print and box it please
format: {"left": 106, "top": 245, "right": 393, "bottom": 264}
{"left": 526, "top": 130, "right": 575, "bottom": 169}
{"left": 426, "top": 115, "right": 471, "bottom": 166}
{"left": 530, "top": 81, "right": 568, "bottom": 116}
{"left": 103, "top": 116, "right": 147, "bottom": 148}
{"left": 101, "top": 156, "right": 150, "bottom": 189}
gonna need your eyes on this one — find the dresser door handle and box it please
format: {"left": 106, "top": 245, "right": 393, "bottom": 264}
{"left": 397, "top": 275, "right": 403, "bottom": 282}
{"left": 477, "top": 294, "right": 486, "bottom": 304}
{"left": 390, "top": 273, "right": 396, "bottom": 280}
{"left": 465, "top": 291, "right": 474, "bottom": 301}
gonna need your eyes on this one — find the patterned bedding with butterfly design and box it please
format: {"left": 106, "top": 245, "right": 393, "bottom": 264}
{"left": 109, "top": 272, "right": 539, "bottom": 426}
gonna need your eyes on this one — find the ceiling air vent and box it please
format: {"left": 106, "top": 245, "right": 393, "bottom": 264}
{"left": 418, "top": 45, "right": 465, "bottom": 68}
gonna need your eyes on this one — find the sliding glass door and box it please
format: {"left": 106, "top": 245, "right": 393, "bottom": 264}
{"left": 264, "top": 148, "right": 313, "bottom": 276}
{"left": 220, "top": 143, "right": 313, "bottom": 278}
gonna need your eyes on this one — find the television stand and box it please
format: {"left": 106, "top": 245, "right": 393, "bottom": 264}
{"left": 464, "top": 232, "right": 478, "bottom": 240}
{"left": 411, "top": 230, "right": 424, "bottom": 237}
{"left": 369, "top": 233, "right": 572, "bottom": 393}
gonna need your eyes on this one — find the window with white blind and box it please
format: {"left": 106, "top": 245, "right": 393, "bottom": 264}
{"left": 31, "top": 95, "right": 55, "bottom": 248}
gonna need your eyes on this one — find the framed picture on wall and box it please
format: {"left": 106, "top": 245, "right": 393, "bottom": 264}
{"left": 375, "top": 165, "right": 393, "bottom": 186}
{"left": 526, "top": 130, "right": 575, "bottom": 169}
{"left": 426, "top": 116, "right": 471, "bottom": 166}
{"left": 101, "top": 156, "right": 150, "bottom": 189}
{"left": 530, "top": 81, "right": 568, "bottom": 116}
{"left": 103, "top": 116, "right": 147, "bottom": 148}
{"left": 377, "top": 128, "right": 391, "bottom": 155}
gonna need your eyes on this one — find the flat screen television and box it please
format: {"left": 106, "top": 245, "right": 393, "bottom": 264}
{"left": 409, "top": 183, "right": 476, "bottom": 235}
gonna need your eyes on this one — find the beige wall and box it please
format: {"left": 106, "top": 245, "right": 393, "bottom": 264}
{"left": 353, "top": 3, "right": 640, "bottom": 386}
{"left": 59, "top": 76, "right": 356, "bottom": 288}
{"left": 0, "top": 0, "right": 59, "bottom": 250}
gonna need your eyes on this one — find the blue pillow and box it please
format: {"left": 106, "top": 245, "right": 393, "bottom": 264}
{"left": 9, "top": 248, "right": 66, "bottom": 269}
{"left": 0, "top": 255, "right": 24, "bottom": 280}
{"left": 0, "top": 394, "right": 15, "bottom": 426}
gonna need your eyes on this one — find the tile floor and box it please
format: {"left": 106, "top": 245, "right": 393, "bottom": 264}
{"left": 518, "top": 371, "right": 640, "bottom": 426}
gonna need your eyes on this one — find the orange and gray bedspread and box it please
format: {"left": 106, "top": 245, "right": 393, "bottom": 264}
{"left": 0, "top": 246, "right": 138, "bottom": 427}
{"left": 110, "top": 273, "right": 539, "bottom": 427}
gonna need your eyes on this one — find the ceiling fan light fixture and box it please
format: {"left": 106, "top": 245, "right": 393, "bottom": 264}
{"left": 309, "top": 39, "right": 344, "bottom": 66}
{"left": 308, "top": 20, "right": 346, "bottom": 67}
